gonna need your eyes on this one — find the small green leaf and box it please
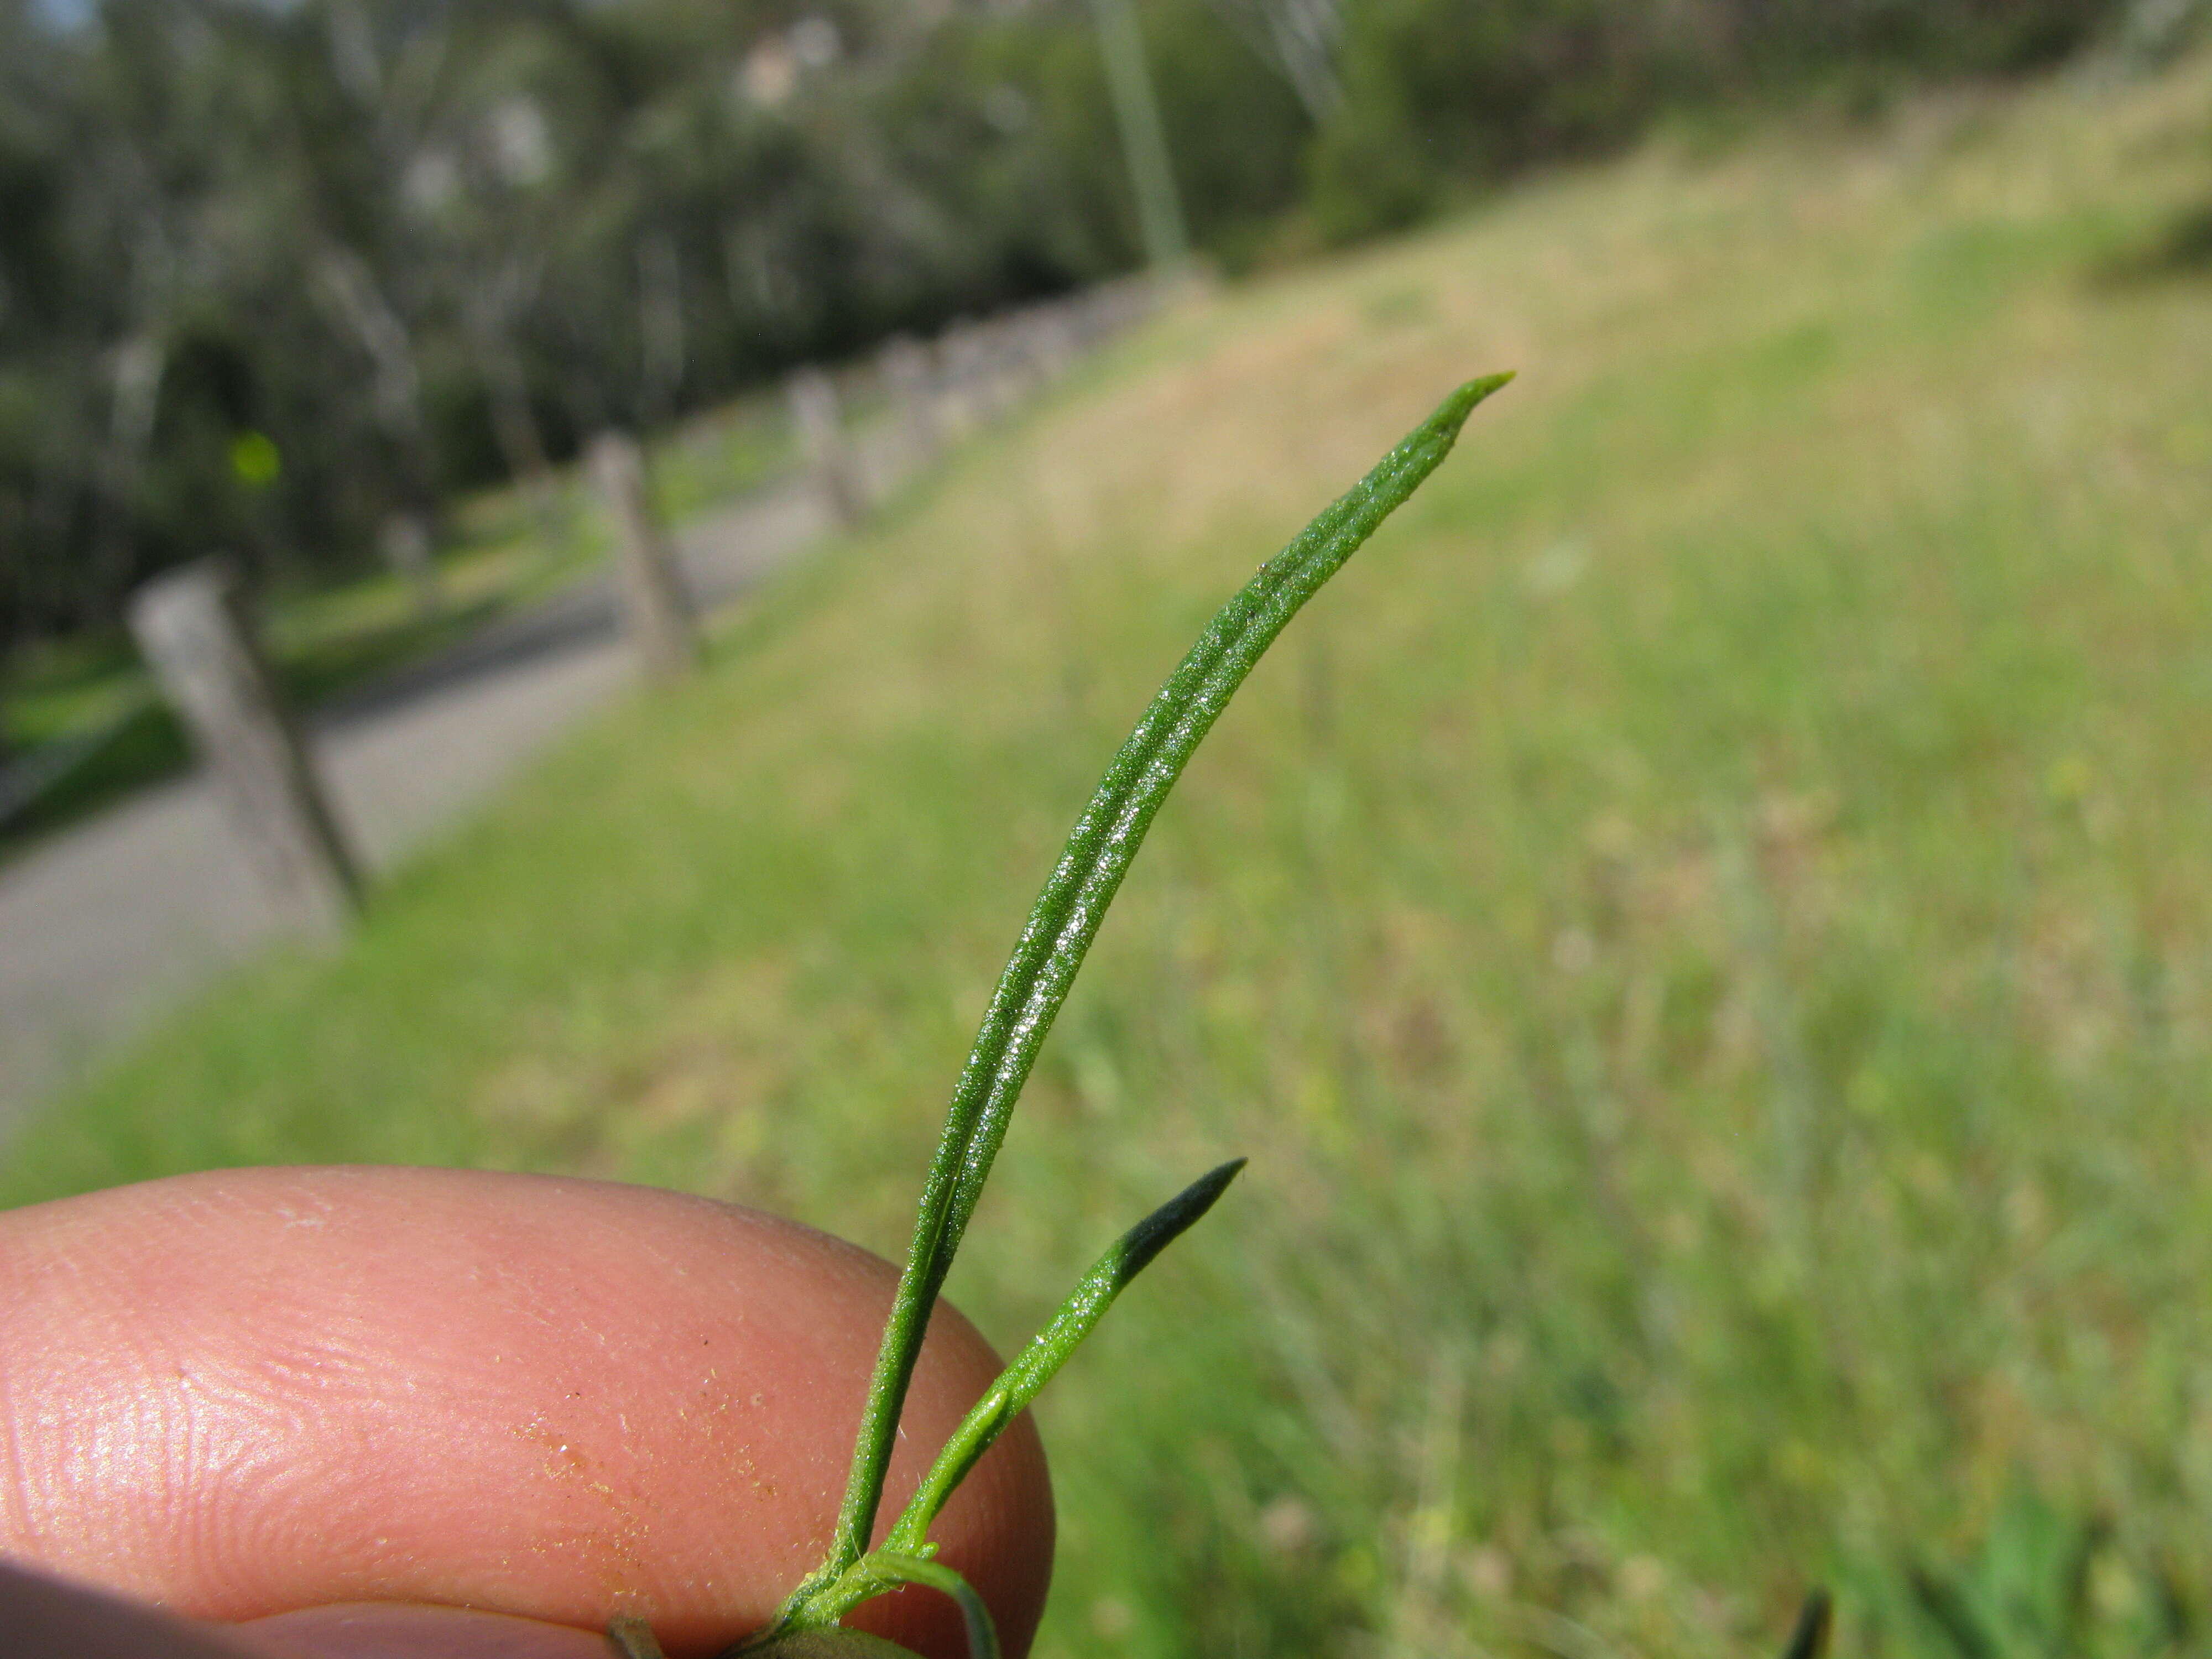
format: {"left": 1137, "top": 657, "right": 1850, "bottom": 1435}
{"left": 868, "top": 1555, "right": 999, "bottom": 1659}
{"left": 886, "top": 1158, "right": 1246, "bottom": 1552}
{"left": 747, "top": 1554, "right": 999, "bottom": 1659}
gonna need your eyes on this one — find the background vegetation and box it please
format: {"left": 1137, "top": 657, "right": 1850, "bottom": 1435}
{"left": 0, "top": 0, "right": 2152, "bottom": 651}
{"left": 9, "top": 36, "right": 2211, "bottom": 1659}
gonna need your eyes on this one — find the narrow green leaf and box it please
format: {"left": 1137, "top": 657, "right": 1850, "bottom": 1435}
{"left": 758, "top": 1553, "right": 1001, "bottom": 1659}
{"left": 815, "top": 373, "right": 1512, "bottom": 1588}
{"left": 887, "top": 1159, "right": 1245, "bottom": 1551}
{"left": 868, "top": 1554, "right": 1000, "bottom": 1659}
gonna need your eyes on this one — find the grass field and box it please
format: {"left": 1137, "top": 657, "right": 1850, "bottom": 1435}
{"left": 9, "top": 53, "right": 2212, "bottom": 1659}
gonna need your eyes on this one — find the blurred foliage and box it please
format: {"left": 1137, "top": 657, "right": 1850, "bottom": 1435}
{"left": 0, "top": 0, "right": 2142, "bottom": 649}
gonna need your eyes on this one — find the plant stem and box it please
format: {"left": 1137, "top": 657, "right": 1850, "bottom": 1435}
{"left": 812, "top": 373, "right": 1512, "bottom": 1593}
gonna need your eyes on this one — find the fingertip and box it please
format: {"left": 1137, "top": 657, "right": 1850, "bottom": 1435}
{"left": 1, "top": 1167, "right": 1055, "bottom": 1659}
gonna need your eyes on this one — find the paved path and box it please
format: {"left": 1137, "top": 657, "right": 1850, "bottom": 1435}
{"left": 0, "top": 471, "right": 835, "bottom": 1129}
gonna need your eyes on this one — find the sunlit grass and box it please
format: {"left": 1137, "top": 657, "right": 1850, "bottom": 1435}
{"left": 10, "top": 54, "right": 2212, "bottom": 1659}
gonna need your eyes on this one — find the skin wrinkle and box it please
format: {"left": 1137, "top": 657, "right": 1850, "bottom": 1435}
{"left": 175, "top": 1259, "right": 439, "bottom": 1597}
{"left": 28, "top": 1244, "right": 209, "bottom": 1584}
{"left": 0, "top": 1370, "right": 34, "bottom": 1553}
{"left": 0, "top": 1168, "right": 1053, "bottom": 1659}
{"left": 244, "top": 1349, "right": 440, "bottom": 1588}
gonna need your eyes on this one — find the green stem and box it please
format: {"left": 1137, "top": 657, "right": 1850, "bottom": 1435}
{"left": 887, "top": 1159, "right": 1244, "bottom": 1553}
{"left": 811, "top": 373, "right": 1513, "bottom": 1597}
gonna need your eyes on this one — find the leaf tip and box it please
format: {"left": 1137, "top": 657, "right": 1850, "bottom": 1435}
{"left": 1409, "top": 372, "right": 1514, "bottom": 459}
{"left": 1181, "top": 1156, "right": 1248, "bottom": 1216}
{"left": 1447, "top": 369, "right": 1515, "bottom": 419}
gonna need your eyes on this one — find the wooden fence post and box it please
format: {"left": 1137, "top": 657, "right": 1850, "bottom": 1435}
{"left": 933, "top": 321, "right": 992, "bottom": 440}
{"left": 586, "top": 430, "right": 700, "bottom": 681}
{"left": 1021, "top": 302, "right": 1079, "bottom": 385}
{"left": 877, "top": 333, "right": 941, "bottom": 477}
{"left": 378, "top": 511, "right": 441, "bottom": 619}
{"left": 786, "top": 366, "right": 865, "bottom": 526}
{"left": 127, "top": 557, "right": 361, "bottom": 938}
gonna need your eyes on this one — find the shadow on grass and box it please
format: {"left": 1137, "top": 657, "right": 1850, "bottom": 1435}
{"left": 2090, "top": 201, "right": 2212, "bottom": 285}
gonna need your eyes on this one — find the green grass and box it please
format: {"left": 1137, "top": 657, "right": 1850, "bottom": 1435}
{"left": 11, "top": 55, "right": 2212, "bottom": 1659}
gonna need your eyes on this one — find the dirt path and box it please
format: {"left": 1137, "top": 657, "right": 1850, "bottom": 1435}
{"left": 0, "top": 473, "right": 832, "bottom": 1129}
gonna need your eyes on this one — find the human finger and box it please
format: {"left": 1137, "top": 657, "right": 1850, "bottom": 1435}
{"left": 0, "top": 1166, "right": 1053, "bottom": 1658}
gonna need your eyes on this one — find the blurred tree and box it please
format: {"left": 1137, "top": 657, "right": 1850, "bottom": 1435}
{"left": 0, "top": 0, "right": 2139, "bottom": 654}
{"left": 0, "top": 0, "right": 84, "bottom": 636}
{"left": 1204, "top": 0, "right": 1342, "bottom": 118}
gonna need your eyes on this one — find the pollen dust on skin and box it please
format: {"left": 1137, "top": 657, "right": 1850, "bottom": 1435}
{"left": 510, "top": 1385, "right": 665, "bottom": 1604}
{"left": 509, "top": 1355, "right": 783, "bottom": 1606}
{"left": 676, "top": 1359, "right": 781, "bottom": 1503}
